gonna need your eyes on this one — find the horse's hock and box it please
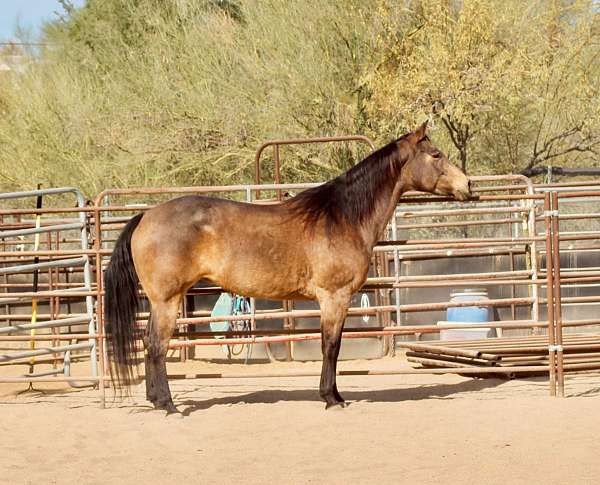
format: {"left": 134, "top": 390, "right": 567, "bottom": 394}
{"left": 2, "top": 175, "right": 600, "bottom": 401}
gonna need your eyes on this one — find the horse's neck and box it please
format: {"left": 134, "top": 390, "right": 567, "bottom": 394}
{"left": 359, "top": 180, "right": 406, "bottom": 251}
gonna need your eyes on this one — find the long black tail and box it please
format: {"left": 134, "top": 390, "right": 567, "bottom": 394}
{"left": 104, "top": 213, "right": 144, "bottom": 389}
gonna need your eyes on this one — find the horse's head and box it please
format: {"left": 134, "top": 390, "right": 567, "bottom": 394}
{"left": 400, "top": 122, "right": 472, "bottom": 201}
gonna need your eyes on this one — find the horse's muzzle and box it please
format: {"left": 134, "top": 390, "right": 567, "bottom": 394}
{"left": 452, "top": 189, "right": 472, "bottom": 201}
{"left": 453, "top": 180, "right": 478, "bottom": 201}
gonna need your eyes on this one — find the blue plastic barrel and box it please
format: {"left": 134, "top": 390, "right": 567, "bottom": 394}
{"left": 447, "top": 289, "right": 490, "bottom": 323}
{"left": 441, "top": 289, "right": 491, "bottom": 340}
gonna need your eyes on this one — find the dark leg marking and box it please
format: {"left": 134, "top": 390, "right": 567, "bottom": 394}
{"left": 318, "top": 290, "right": 351, "bottom": 409}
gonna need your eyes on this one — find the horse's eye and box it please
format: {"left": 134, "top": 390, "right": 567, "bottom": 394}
{"left": 431, "top": 150, "right": 441, "bottom": 158}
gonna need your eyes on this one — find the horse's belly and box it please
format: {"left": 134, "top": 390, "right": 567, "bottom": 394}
{"left": 207, "top": 261, "right": 312, "bottom": 301}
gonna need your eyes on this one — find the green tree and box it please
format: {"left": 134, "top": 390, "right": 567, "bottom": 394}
{"left": 0, "top": 0, "right": 379, "bottom": 195}
{"left": 367, "top": 0, "right": 600, "bottom": 175}
{"left": 1, "top": 0, "right": 599, "bottom": 195}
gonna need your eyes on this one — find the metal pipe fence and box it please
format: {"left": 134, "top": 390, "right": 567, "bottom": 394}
{"left": 2, "top": 174, "right": 600, "bottom": 404}
{"left": 0, "top": 187, "right": 97, "bottom": 388}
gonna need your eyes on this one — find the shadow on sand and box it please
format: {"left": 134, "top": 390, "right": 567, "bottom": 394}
{"left": 178, "top": 378, "right": 508, "bottom": 416}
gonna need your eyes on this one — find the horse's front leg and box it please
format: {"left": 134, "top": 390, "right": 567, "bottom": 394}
{"left": 317, "top": 288, "right": 351, "bottom": 409}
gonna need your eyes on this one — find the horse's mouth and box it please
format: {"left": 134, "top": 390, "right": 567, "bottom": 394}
{"left": 452, "top": 189, "right": 472, "bottom": 201}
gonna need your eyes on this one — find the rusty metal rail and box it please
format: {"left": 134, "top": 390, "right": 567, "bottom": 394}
{"left": 254, "top": 135, "right": 376, "bottom": 198}
{"left": 0, "top": 187, "right": 98, "bottom": 389}
{"left": 3, "top": 171, "right": 600, "bottom": 404}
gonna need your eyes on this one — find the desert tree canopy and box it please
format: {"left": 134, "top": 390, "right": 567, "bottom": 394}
{"left": 0, "top": 0, "right": 598, "bottom": 195}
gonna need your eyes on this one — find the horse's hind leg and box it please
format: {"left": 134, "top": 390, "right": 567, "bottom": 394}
{"left": 144, "top": 351, "right": 157, "bottom": 403}
{"left": 144, "top": 296, "right": 181, "bottom": 414}
{"left": 143, "top": 313, "right": 157, "bottom": 403}
{"left": 317, "top": 289, "right": 351, "bottom": 409}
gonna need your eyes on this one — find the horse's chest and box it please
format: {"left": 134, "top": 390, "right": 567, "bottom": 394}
{"left": 307, "top": 247, "right": 369, "bottom": 293}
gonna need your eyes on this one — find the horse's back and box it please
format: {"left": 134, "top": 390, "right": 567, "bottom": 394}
{"left": 130, "top": 195, "right": 314, "bottom": 300}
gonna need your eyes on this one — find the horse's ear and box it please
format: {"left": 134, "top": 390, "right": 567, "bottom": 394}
{"left": 415, "top": 120, "right": 428, "bottom": 139}
{"left": 406, "top": 120, "right": 428, "bottom": 145}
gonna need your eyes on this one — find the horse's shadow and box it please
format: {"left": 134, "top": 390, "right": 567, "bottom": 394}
{"left": 178, "top": 378, "right": 506, "bottom": 416}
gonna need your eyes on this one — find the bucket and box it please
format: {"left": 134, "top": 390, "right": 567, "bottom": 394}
{"left": 440, "top": 289, "right": 493, "bottom": 340}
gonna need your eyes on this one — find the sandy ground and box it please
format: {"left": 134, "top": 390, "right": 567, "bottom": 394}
{"left": 2, "top": 357, "right": 600, "bottom": 485}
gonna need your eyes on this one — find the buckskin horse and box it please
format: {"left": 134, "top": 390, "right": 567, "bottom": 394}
{"left": 105, "top": 122, "right": 472, "bottom": 414}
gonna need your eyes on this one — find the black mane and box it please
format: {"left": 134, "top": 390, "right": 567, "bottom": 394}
{"left": 284, "top": 136, "right": 410, "bottom": 227}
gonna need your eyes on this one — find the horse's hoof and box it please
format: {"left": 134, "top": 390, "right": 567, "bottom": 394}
{"left": 165, "top": 410, "right": 183, "bottom": 419}
{"left": 325, "top": 400, "right": 347, "bottom": 410}
{"left": 153, "top": 401, "right": 179, "bottom": 415}
{"left": 164, "top": 403, "right": 180, "bottom": 415}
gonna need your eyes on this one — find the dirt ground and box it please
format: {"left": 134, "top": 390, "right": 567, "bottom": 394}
{"left": 2, "top": 356, "right": 600, "bottom": 485}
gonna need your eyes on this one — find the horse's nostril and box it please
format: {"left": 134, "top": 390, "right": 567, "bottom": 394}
{"left": 468, "top": 180, "right": 472, "bottom": 191}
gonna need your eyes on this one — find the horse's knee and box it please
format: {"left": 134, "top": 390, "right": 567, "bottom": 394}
{"left": 145, "top": 335, "right": 169, "bottom": 360}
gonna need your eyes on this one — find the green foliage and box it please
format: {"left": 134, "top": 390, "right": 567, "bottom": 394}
{"left": 0, "top": 0, "right": 598, "bottom": 196}
{"left": 368, "top": 0, "right": 600, "bottom": 175}
{"left": 0, "top": 0, "right": 378, "bottom": 195}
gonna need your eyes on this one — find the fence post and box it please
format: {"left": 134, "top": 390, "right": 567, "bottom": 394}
{"left": 551, "top": 191, "right": 565, "bottom": 397}
{"left": 543, "top": 192, "right": 557, "bottom": 396}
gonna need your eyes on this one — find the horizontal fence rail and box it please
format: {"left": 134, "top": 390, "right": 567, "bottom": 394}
{"left": 2, "top": 173, "right": 600, "bottom": 406}
{"left": 0, "top": 187, "right": 97, "bottom": 391}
